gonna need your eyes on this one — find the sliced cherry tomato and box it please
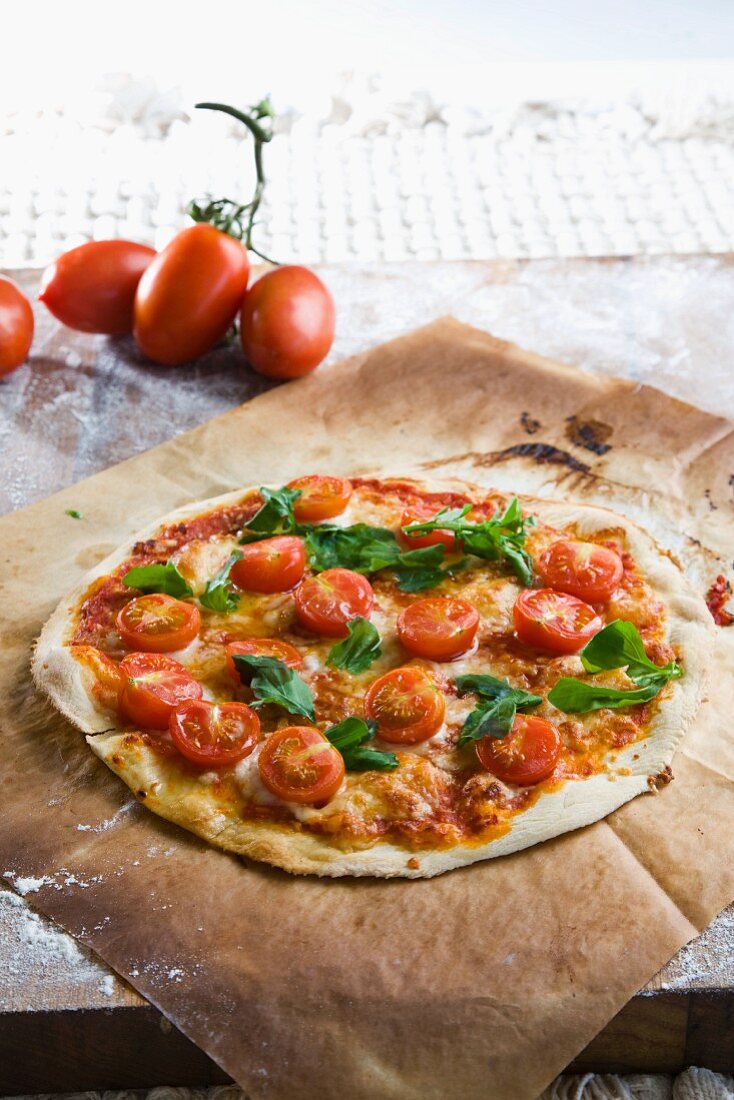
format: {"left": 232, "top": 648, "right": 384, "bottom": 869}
{"left": 169, "top": 699, "right": 260, "bottom": 767}
{"left": 119, "top": 652, "right": 203, "bottom": 729}
{"left": 288, "top": 475, "right": 352, "bottom": 522}
{"left": 70, "top": 644, "right": 125, "bottom": 711}
{"left": 538, "top": 539, "right": 624, "bottom": 603}
{"left": 398, "top": 500, "right": 461, "bottom": 552}
{"left": 116, "top": 594, "right": 201, "bottom": 653}
{"left": 476, "top": 714, "right": 561, "bottom": 785}
{"left": 513, "top": 588, "right": 602, "bottom": 655}
{"left": 231, "top": 536, "right": 306, "bottom": 593}
{"left": 294, "top": 569, "right": 374, "bottom": 638}
{"left": 0, "top": 276, "right": 34, "bottom": 377}
{"left": 38, "top": 241, "right": 155, "bottom": 334}
{"left": 397, "top": 597, "right": 479, "bottom": 661}
{"left": 240, "top": 265, "right": 335, "bottom": 379}
{"left": 364, "top": 666, "right": 445, "bottom": 744}
{"left": 134, "top": 225, "right": 250, "bottom": 365}
{"left": 258, "top": 726, "right": 345, "bottom": 804}
{"left": 225, "top": 638, "right": 303, "bottom": 682}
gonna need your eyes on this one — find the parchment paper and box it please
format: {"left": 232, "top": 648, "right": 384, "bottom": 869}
{"left": 1, "top": 318, "right": 733, "bottom": 1100}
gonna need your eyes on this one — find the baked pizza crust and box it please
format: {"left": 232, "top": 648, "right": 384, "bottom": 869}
{"left": 32, "top": 477, "right": 715, "bottom": 878}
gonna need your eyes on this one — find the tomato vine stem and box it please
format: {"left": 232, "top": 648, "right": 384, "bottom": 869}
{"left": 187, "top": 97, "right": 280, "bottom": 264}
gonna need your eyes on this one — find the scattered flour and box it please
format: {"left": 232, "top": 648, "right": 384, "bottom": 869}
{"left": 0, "top": 886, "right": 104, "bottom": 1007}
{"left": 98, "top": 974, "right": 116, "bottom": 996}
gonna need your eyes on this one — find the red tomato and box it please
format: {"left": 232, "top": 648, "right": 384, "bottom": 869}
{"left": 169, "top": 699, "right": 260, "bottom": 767}
{"left": 258, "top": 726, "right": 345, "bottom": 804}
{"left": 295, "top": 569, "right": 374, "bottom": 638}
{"left": 0, "top": 276, "right": 34, "bottom": 377}
{"left": 538, "top": 540, "right": 624, "bottom": 603}
{"left": 134, "top": 225, "right": 250, "bottom": 365}
{"left": 116, "top": 594, "right": 201, "bottom": 653}
{"left": 513, "top": 588, "right": 602, "bottom": 655}
{"left": 398, "top": 501, "right": 460, "bottom": 552}
{"left": 240, "top": 265, "right": 335, "bottom": 379}
{"left": 397, "top": 597, "right": 479, "bottom": 662}
{"left": 38, "top": 241, "right": 155, "bottom": 334}
{"left": 225, "top": 638, "right": 303, "bottom": 681}
{"left": 288, "top": 475, "right": 352, "bottom": 522}
{"left": 231, "top": 536, "right": 305, "bottom": 593}
{"left": 364, "top": 666, "right": 445, "bottom": 744}
{"left": 119, "top": 652, "right": 203, "bottom": 729}
{"left": 476, "top": 714, "right": 561, "bottom": 785}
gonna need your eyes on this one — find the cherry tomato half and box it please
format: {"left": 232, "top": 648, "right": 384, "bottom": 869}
{"left": 116, "top": 594, "right": 201, "bottom": 653}
{"left": 119, "top": 652, "right": 203, "bottom": 729}
{"left": 0, "top": 276, "right": 34, "bottom": 377}
{"left": 240, "top": 265, "right": 335, "bottom": 379}
{"left": 364, "top": 666, "right": 445, "bottom": 744}
{"left": 38, "top": 241, "right": 155, "bottom": 334}
{"left": 513, "top": 588, "right": 602, "bottom": 655}
{"left": 225, "top": 638, "right": 304, "bottom": 682}
{"left": 538, "top": 539, "right": 624, "bottom": 603}
{"left": 398, "top": 500, "right": 460, "bottom": 552}
{"left": 295, "top": 569, "right": 374, "bottom": 638}
{"left": 231, "top": 536, "right": 306, "bottom": 594}
{"left": 397, "top": 597, "right": 479, "bottom": 662}
{"left": 169, "top": 699, "right": 260, "bottom": 767}
{"left": 288, "top": 475, "right": 352, "bottom": 523}
{"left": 476, "top": 714, "right": 561, "bottom": 785}
{"left": 134, "top": 225, "right": 250, "bottom": 365}
{"left": 258, "top": 726, "right": 345, "bottom": 804}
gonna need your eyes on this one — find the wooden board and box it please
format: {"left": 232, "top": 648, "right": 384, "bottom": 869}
{"left": 1, "top": 256, "right": 733, "bottom": 1092}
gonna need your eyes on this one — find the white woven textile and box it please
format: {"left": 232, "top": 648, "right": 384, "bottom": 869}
{"left": 9, "top": 1068, "right": 734, "bottom": 1099}
{"left": 2, "top": 77, "right": 734, "bottom": 267}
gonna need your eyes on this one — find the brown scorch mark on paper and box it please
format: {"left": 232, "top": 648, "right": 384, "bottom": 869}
{"left": 565, "top": 416, "right": 613, "bottom": 455}
{"left": 490, "top": 442, "right": 592, "bottom": 475}
{"left": 520, "top": 412, "right": 541, "bottom": 435}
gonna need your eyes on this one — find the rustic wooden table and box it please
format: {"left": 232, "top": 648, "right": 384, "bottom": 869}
{"left": 2, "top": 257, "right": 733, "bottom": 1093}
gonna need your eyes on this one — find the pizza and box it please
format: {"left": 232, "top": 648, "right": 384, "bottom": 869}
{"left": 33, "top": 475, "right": 714, "bottom": 878}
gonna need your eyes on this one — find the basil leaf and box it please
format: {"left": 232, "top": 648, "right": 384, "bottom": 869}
{"left": 402, "top": 496, "right": 535, "bottom": 585}
{"left": 327, "top": 617, "right": 381, "bottom": 674}
{"left": 547, "top": 676, "right": 668, "bottom": 713}
{"left": 324, "top": 717, "right": 398, "bottom": 771}
{"left": 199, "top": 550, "right": 243, "bottom": 613}
{"left": 306, "top": 523, "right": 464, "bottom": 592}
{"left": 232, "top": 654, "right": 315, "bottom": 720}
{"left": 305, "top": 524, "right": 400, "bottom": 573}
{"left": 240, "top": 486, "right": 302, "bottom": 541}
{"left": 65, "top": 508, "right": 82, "bottom": 519}
{"left": 455, "top": 673, "right": 542, "bottom": 746}
{"left": 580, "top": 620, "right": 681, "bottom": 682}
{"left": 122, "top": 561, "right": 193, "bottom": 599}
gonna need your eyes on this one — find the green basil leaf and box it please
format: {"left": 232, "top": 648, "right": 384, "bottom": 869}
{"left": 402, "top": 495, "right": 534, "bottom": 585}
{"left": 199, "top": 550, "right": 243, "bottom": 613}
{"left": 455, "top": 675, "right": 542, "bottom": 746}
{"left": 306, "top": 523, "right": 460, "bottom": 592}
{"left": 65, "top": 508, "right": 82, "bottom": 519}
{"left": 240, "top": 486, "right": 302, "bottom": 541}
{"left": 548, "top": 675, "right": 668, "bottom": 714}
{"left": 122, "top": 561, "right": 193, "bottom": 599}
{"left": 580, "top": 619, "right": 681, "bottom": 682}
{"left": 327, "top": 617, "right": 381, "bottom": 674}
{"left": 324, "top": 716, "right": 398, "bottom": 771}
{"left": 232, "top": 654, "right": 315, "bottom": 720}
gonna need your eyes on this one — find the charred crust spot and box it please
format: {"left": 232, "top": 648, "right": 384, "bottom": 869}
{"left": 520, "top": 411, "right": 541, "bottom": 435}
{"left": 648, "top": 766, "right": 673, "bottom": 791}
{"left": 137, "top": 789, "right": 147, "bottom": 800}
{"left": 407, "top": 856, "right": 421, "bottom": 870}
{"left": 565, "top": 416, "right": 613, "bottom": 456}
{"left": 491, "top": 442, "right": 592, "bottom": 474}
